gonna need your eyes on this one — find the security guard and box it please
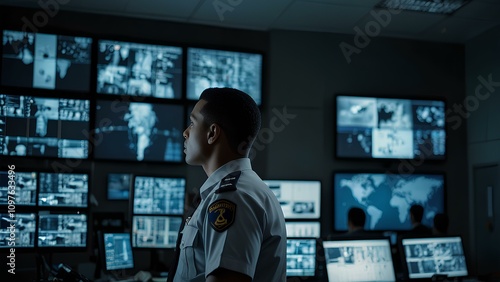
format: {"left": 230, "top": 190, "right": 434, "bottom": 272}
{"left": 169, "top": 88, "right": 287, "bottom": 282}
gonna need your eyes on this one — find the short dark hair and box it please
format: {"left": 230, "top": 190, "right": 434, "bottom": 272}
{"left": 433, "top": 213, "right": 449, "bottom": 234}
{"left": 348, "top": 207, "right": 366, "bottom": 227}
{"left": 199, "top": 88, "right": 261, "bottom": 155}
{"left": 410, "top": 204, "right": 425, "bottom": 222}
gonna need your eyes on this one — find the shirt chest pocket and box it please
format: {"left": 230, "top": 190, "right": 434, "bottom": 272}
{"left": 180, "top": 224, "right": 199, "bottom": 279}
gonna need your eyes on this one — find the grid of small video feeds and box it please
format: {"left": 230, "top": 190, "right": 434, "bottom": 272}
{"left": 2, "top": 30, "right": 92, "bottom": 92}
{"left": 131, "top": 176, "right": 185, "bottom": 249}
{"left": 336, "top": 95, "right": 446, "bottom": 160}
{"left": 401, "top": 237, "right": 468, "bottom": 279}
{"left": 0, "top": 94, "right": 90, "bottom": 158}
{"left": 263, "top": 180, "right": 321, "bottom": 278}
{"left": 0, "top": 171, "right": 89, "bottom": 249}
{"left": 97, "top": 40, "right": 183, "bottom": 98}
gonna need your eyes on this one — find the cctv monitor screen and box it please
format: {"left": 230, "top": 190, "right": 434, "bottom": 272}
{"left": 0, "top": 171, "right": 37, "bottom": 206}
{"left": 93, "top": 100, "right": 184, "bottom": 162}
{"left": 286, "top": 222, "right": 321, "bottom": 238}
{"left": 2, "top": 30, "right": 92, "bottom": 91}
{"left": 401, "top": 236, "right": 468, "bottom": 279}
{"left": 333, "top": 172, "right": 445, "bottom": 231}
{"left": 102, "top": 233, "right": 134, "bottom": 271}
{"left": 38, "top": 173, "right": 89, "bottom": 208}
{"left": 336, "top": 95, "right": 446, "bottom": 160}
{"left": 286, "top": 238, "right": 316, "bottom": 277}
{"left": 38, "top": 213, "right": 87, "bottom": 248}
{"left": 97, "top": 40, "right": 183, "bottom": 98}
{"left": 186, "top": 47, "right": 262, "bottom": 105}
{"left": 131, "top": 215, "right": 182, "bottom": 249}
{"left": 133, "top": 176, "right": 185, "bottom": 215}
{"left": 0, "top": 94, "right": 90, "bottom": 158}
{"left": 263, "top": 180, "right": 321, "bottom": 219}
{"left": 323, "top": 238, "right": 396, "bottom": 282}
{"left": 107, "top": 173, "right": 132, "bottom": 200}
{"left": 0, "top": 213, "right": 36, "bottom": 248}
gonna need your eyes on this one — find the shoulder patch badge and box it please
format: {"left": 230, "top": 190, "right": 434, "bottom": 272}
{"left": 207, "top": 199, "right": 236, "bottom": 232}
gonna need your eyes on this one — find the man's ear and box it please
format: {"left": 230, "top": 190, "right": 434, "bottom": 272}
{"left": 207, "top": 123, "right": 221, "bottom": 144}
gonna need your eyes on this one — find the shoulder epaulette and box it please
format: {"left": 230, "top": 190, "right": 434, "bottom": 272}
{"left": 215, "top": 171, "right": 241, "bottom": 194}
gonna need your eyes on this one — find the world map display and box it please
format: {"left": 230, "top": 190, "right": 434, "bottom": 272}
{"left": 334, "top": 173, "right": 445, "bottom": 231}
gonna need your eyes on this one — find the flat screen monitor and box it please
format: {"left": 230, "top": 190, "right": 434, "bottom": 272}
{"left": 0, "top": 213, "right": 36, "bottom": 248}
{"left": 101, "top": 233, "right": 135, "bottom": 271}
{"left": 186, "top": 47, "right": 262, "bottom": 105}
{"left": 336, "top": 95, "right": 446, "bottom": 160}
{"left": 263, "top": 180, "right": 321, "bottom": 219}
{"left": 286, "top": 222, "right": 321, "bottom": 238}
{"left": 133, "top": 176, "right": 185, "bottom": 215}
{"left": 131, "top": 215, "right": 182, "bottom": 249}
{"left": 333, "top": 172, "right": 445, "bottom": 231}
{"left": 93, "top": 100, "right": 184, "bottom": 162}
{"left": 0, "top": 171, "right": 37, "bottom": 206}
{"left": 0, "top": 94, "right": 90, "bottom": 158}
{"left": 39, "top": 172, "right": 89, "bottom": 208}
{"left": 323, "top": 238, "right": 396, "bottom": 282}
{"left": 107, "top": 173, "right": 132, "bottom": 200}
{"left": 2, "top": 30, "right": 92, "bottom": 92}
{"left": 38, "top": 213, "right": 87, "bottom": 248}
{"left": 97, "top": 40, "right": 183, "bottom": 98}
{"left": 400, "top": 236, "right": 468, "bottom": 279}
{"left": 286, "top": 238, "right": 316, "bottom": 277}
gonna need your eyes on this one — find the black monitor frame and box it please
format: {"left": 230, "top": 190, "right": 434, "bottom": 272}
{"left": 36, "top": 211, "right": 88, "bottom": 252}
{"left": 286, "top": 237, "right": 319, "bottom": 279}
{"left": 97, "top": 231, "right": 135, "bottom": 274}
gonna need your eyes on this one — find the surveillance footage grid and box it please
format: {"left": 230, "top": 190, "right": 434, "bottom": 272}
{"left": 94, "top": 100, "right": 184, "bottom": 162}
{"left": 286, "top": 239, "right": 316, "bottom": 277}
{"left": 264, "top": 180, "right": 321, "bottom": 219}
{"left": 187, "top": 48, "right": 262, "bottom": 105}
{"left": 38, "top": 173, "right": 89, "bottom": 208}
{"left": 0, "top": 171, "right": 37, "bottom": 206}
{"left": 97, "top": 40, "right": 183, "bottom": 99}
{"left": 132, "top": 215, "right": 182, "bottom": 248}
{"left": 334, "top": 173, "right": 445, "bottom": 231}
{"left": 133, "top": 176, "right": 185, "bottom": 215}
{"left": 323, "top": 239, "right": 396, "bottom": 282}
{"left": 38, "top": 214, "right": 87, "bottom": 247}
{"left": 285, "top": 222, "right": 321, "bottom": 238}
{"left": 336, "top": 96, "right": 446, "bottom": 160}
{"left": 0, "top": 94, "right": 90, "bottom": 158}
{"left": 2, "top": 30, "right": 92, "bottom": 91}
{"left": 103, "top": 233, "right": 134, "bottom": 271}
{"left": 402, "top": 237, "right": 468, "bottom": 279}
{"left": 0, "top": 213, "right": 37, "bottom": 248}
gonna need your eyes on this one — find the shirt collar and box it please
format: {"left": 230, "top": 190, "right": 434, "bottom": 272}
{"left": 199, "top": 158, "right": 252, "bottom": 200}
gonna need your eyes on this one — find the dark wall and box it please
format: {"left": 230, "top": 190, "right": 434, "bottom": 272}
{"left": 1, "top": 5, "right": 471, "bottom": 280}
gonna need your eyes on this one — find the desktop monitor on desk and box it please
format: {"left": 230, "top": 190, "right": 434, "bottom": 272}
{"left": 323, "top": 237, "right": 396, "bottom": 282}
{"left": 399, "top": 235, "right": 468, "bottom": 280}
{"left": 99, "top": 232, "right": 135, "bottom": 272}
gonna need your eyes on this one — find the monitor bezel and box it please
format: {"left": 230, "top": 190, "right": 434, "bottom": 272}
{"left": 37, "top": 171, "right": 91, "bottom": 209}
{"left": 334, "top": 93, "right": 448, "bottom": 162}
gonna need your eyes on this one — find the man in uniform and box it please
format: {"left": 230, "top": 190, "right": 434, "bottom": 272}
{"left": 168, "top": 87, "right": 287, "bottom": 282}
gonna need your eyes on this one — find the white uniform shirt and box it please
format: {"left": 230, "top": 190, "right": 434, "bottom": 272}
{"left": 173, "top": 158, "right": 286, "bottom": 282}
